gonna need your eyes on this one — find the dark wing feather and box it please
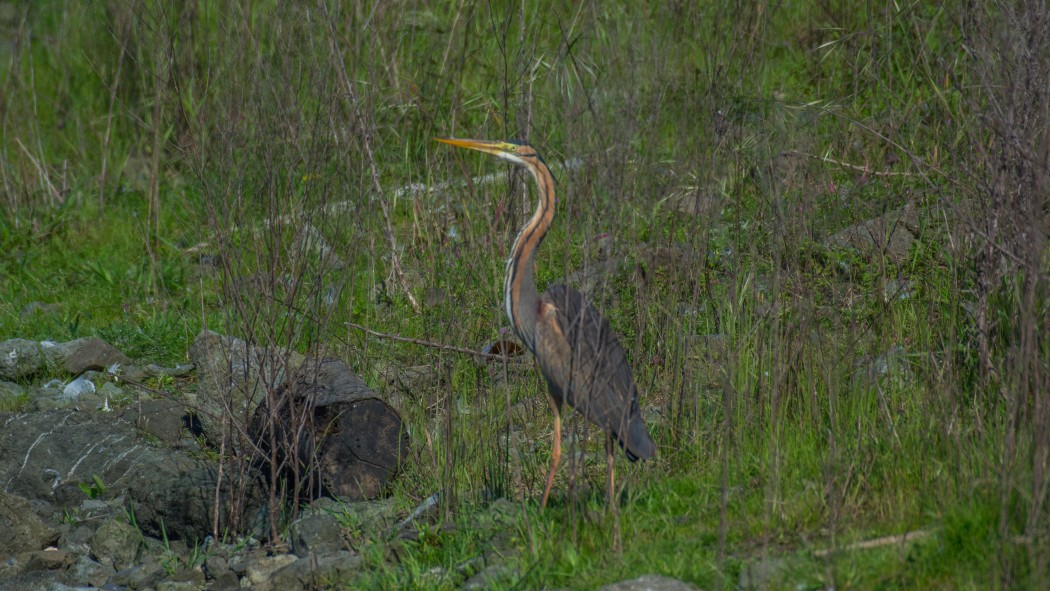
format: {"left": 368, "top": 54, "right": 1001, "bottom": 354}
{"left": 533, "top": 285, "right": 656, "bottom": 460}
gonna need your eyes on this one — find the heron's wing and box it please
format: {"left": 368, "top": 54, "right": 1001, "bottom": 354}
{"left": 534, "top": 285, "right": 655, "bottom": 459}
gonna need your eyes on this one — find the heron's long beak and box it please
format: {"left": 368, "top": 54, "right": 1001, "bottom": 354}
{"left": 434, "top": 137, "right": 512, "bottom": 157}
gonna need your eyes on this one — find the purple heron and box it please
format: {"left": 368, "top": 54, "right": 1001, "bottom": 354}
{"left": 436, "top": 137, "right": 657, "bottom": 508}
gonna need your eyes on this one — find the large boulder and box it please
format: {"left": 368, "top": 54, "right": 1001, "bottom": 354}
{"left": 187, "top": 330, "right": 305, "bottom": 445}
{"left": 0, "top": 409, "right": 264, "bottom": 542}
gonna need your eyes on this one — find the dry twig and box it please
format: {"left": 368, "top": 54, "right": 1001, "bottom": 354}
{"left": 321, "top": 1, "right": 419, "bottom": 312}
{"left": 347, "top": 322, "right": 518, "bottom": 361}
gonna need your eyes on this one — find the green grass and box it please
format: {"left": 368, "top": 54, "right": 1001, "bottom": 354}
{"left": 2, "top": 1, "right": 1047, "bottom": 589}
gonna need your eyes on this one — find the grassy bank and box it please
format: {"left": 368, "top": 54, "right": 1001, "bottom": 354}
{"left": 2, "top": 1, "right": 1047, "bottom": 589}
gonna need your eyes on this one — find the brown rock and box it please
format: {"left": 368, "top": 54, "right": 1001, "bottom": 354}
{"left": 61, "top": 337, "right": 132, "bottom": 374}
{"left": 23, "top": 548, "right": 76, "bottom": 571}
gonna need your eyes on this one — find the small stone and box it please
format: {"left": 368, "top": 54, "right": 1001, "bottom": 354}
{"left": 289, "top": 514, "right": 344, "bottom": 557}
{"left": 226, "top": 550, "right": 258, "bottom": 575}
{"left": 268, "top": 550, "right": 361, "bottom": 590}
{"left": 204, "top": 555, "right": 230, "bottom": 580}
{"left": 62, "top": 377, "right": 96, "bottom": 400}
{"left": 60, "top": 524, "right": 98, "bottom": 555}
{"left": 90, "top": 516, "right": 142, "bottom": 569}
{"left": 108, "top": 558, "right": 164, "bottom": 590}
{"left": 146, "top": 363, "right": 195, "bottom": 378}
{"left": 162, "top": 567, "right": 206, "bottom": 588}
{"left": 0, "top": 338, "right": 44, "bottom": 380}
{"left": 97, "top": 381, "right": 126, "bottom": 401}
{"left": 244, "top": 554, "right": 298, "bottom": 585}
{"left": 157, "top": 581, "right": 200, "bottom": 591}
{"left": 598, "top": 574, "right": 701, "bottom": 591}
{"left": 69, "top": 555, "right": 114, "bottom": 588}
{"left": 207, "top": 571, "right": 240, "bottom": 590}
{"left": 23, "top": 549, "right": 76, "bottom": 571}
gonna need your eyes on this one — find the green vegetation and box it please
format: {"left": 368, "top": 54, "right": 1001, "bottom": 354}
{"left": 77, "top": 473, "right": 107, "bottom": 500}
{"left": 2, "top": 1, "right": 1047, "bottom": 589}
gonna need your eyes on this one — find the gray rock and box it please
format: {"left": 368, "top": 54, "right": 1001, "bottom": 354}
{"left": 76, "top": 496, "right": 126, "bottom": 522}
{"left": 122, "top": 398, "right": 194, "bottom": 446}
{"left": 204, "top": 555, "right": 230, "bottom": 580}
{"left": 59, "top": 524, "right": 98, "bottom": 555}
{"left": 69, "top": 555, "right": 114, "bottom": 587}
{"left": 23, "top": 549, "right": 76, "bottom": 572}
{"left": 825, "top": 202, "right": 918, "bottom": 262}
{"left": 268, "top": 550, "right": 360, "bottom": 590}
{"left": 29, "top": 390, "right": 99, "bottom": 412}
{"left": 207, "top": 571, "right": 240, "bottom": 590}
{"left": 0, "top": 491, "right": 59, "bottom": 558}
{"left": 158, "top": 567, "right": 206, "bottom": 589}
{"left": 0, "top": 569, "right": 78, "bottom": 591}
{"left": 289, "top": 513, "right": 344, "bottom": 557}
{"left": 0, "top": 380, "right": 28, "bottom": 411}
{"left": 146, "top": 363, "right": 195, "bottom": 378}
{"left": 0, "top": 410, "right": 264, "bottom": 543}
{"left": 598, "top": 575, "right": 702, "bottom": 591}
{"left": 107, "top": 558, "right": 164, "bottom": 590}
{"left": 61, "top": 377, "right": 95, "bottom": 400}
{"left": 90, "top": 517, "right": 142, "bottom": 569}
{"left": 156, "top": 581, "right": 202, "bottom": 591}
{"left": 243, "top": 554, "right": 298, "bottom": 586}
{"left": 227, "top": 548, "right": 266, "bottom": 576}
{"left": 188, "top": 330, "right": 304, "bottom": 444}
{"left": 0, "top": 338, "right": 44, "bottom": 380}
{"left": 97, "top": 380, "right": 126, "bottom": 398}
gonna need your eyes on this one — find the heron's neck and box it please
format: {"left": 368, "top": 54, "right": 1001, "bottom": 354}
{"left": 504, "top": 162, "right": 556, "bottom": 350}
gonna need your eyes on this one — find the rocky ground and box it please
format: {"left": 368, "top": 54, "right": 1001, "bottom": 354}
{"left": 0, "top": 331, "right": 704, "bottom": 590}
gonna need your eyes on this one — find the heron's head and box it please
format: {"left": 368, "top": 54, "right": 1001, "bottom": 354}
{"left": 435, "top": 137, "right": 541, "bottom": 167}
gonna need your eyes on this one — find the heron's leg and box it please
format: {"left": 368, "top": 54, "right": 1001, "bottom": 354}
{"left": 540, "top": 396, "right": 562, "bottom": 509}
{"left": 606, "top": 431, "right": 622, "bottom": 554}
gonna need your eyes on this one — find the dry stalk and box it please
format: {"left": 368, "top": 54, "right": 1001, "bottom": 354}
{"left": 320, "top": 0, "right": 419, "bottom": 313}
{"left": 346, "top": 321, "right": 517, "bottom": 361}
{"left": 813, "top": 529, "right": 932, "bottom": 557}
{"left": 98, "top": 26, "right": 128, "bottom": 210}
{"left": 14, "top": 137, "right": 60, "bottom": 204}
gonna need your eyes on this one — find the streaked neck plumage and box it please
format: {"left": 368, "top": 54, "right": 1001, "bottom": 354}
{"left": 504, "top": 158, "right": 556, "bottom": 352}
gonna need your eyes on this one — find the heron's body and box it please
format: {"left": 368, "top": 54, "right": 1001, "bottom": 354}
{"left": 436, "top": 137, "right": 656, "bottom": 507}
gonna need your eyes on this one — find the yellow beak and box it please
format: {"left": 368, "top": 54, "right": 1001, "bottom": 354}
{"left": 434, "top": 137, "right": 512, "bottom": 157}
